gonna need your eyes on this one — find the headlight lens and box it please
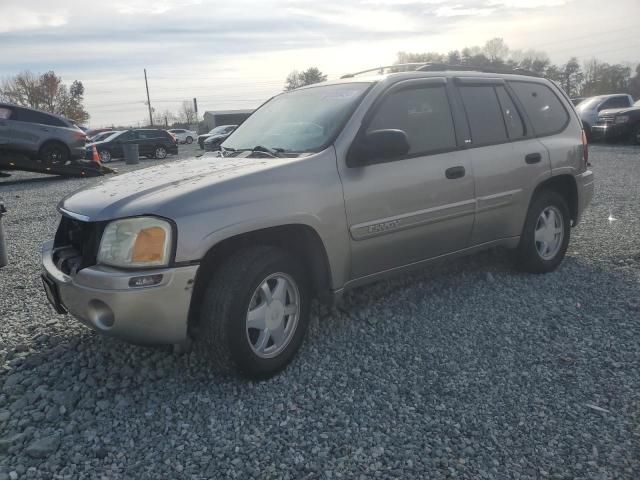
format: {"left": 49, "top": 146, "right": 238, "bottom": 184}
{"left": 98, "top": 217, "right": 172, "bottom": 268}
{"left": 615, "top": 115, "right": 630, "bottom": 124}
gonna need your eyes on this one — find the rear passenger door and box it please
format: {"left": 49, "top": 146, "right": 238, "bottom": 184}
{"left": 339, "top": 78, "right": 476, "bottom": 279}
{"left": 454, "top": 78, "right": 551, "bottom": 245}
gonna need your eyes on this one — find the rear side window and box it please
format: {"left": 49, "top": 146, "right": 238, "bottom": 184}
{"left": 599, "top": 96, "right": 630, "bottom": 110}
{"left": 495, "top": 86, "right": 525, "bottom": 139}
{"left": 509, "top": 81, "right": 569, "bottom": 136}
{"left": 367, "top": 85, "right": 457, "bottom": 155}
{"left": 12, "top": 108, "right": 67, "bottom": 127}
{"left": 459, "top": 86, "right": 508, "bottom": 145}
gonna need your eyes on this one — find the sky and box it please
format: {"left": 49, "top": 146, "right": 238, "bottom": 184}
{"left": 0, "top": 0, "right": 638, "bottom": 127}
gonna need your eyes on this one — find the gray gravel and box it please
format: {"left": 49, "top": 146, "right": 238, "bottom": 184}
{"left": 1, "top": 144, "right": 639, "bottom": 479}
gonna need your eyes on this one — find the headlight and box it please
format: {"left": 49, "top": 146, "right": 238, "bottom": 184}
{"left": 98, "top": 217, "right": 172, "bottom": 268}
{"left": 615, "top": 115, "right": 630, "bottom": 124}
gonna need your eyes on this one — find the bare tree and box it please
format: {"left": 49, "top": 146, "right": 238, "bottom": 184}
{"left": 0, "top": 71, "right": 89, "bottom": 123}
{"left": 483, "top": 38, "right": 509, "bottom": 63}
{"left": 179, "top": 100, "right": 196, "bottom": 125}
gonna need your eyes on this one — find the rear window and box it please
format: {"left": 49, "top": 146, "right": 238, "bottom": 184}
{"left": 509, "top": 81, "right": 569, "bottom": 136}
{"left": 459, "top": 86, "right": 508, "bottom": 145}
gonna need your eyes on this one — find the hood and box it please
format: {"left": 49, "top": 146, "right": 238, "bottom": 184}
{"left": 59, "top": 156, "right": 272, "bottom": 221}
{"left": 598, "top": 106, "right": 640, "bottom": 117}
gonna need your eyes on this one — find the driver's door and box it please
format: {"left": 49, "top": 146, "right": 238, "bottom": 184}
{"left": 338, "top": 79, "right": 476, "bottom": 279}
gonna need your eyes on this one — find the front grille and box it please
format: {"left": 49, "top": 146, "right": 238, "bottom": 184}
{"left": 53, "top": 216, "right": 105, "bottom": 275}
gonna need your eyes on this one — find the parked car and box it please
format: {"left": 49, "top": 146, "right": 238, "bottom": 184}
{"left": 0, "top": 103, "right": 87, "bottom": 165}
{"left": 575, "top": 94, "right": 634, "bottom": 137}
{"left": 42, "top": 66, "right": 593, "bottom": 378}
{"left": 571, "top": 97, "right": 586, "bottom": 106}
{"left": 203, "top": 126, "right": 238, "bottom": 152}
{"left": 168, "top": 129, "right": 197, "bottom": 144}
{"left": 591, "top": 99, "right": 640, "bottom": 144}
{"left": 86, "top": 128, "right": 178, "bottom": 163}
{"left": 198, "top": 125, "right": 237, "bottom": 149}
{"left": 89, "top": 130, "right": 120, "bottom": 143}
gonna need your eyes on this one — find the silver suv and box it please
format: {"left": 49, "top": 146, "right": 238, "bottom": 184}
{"left": 0, "top": 103, "right": 87, "bottom": 164}
{"left": 41, "top": 66, "right": 594, "bottom": 378}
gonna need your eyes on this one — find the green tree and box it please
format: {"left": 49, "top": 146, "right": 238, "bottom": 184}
{"left": 284, "top": 67, "right": 327, "bottom": 91}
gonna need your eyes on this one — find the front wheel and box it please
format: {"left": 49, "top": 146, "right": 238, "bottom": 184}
{"left": 154, "top": 146, "right": 167, "bottom": 159}
{"left": 632, "top": 125, "right": 640, "bottom": 145}
{"left": 99, "top": 149, "right": 112, "bottom": 163}
{"left": 195, "top": 246, "right": 310, "bottom": 378}
{"left": 516, "top": 190, "right": 570, "bottom": 273}
{"left": 185, "top": 136, "right": 193, "bottom": 144}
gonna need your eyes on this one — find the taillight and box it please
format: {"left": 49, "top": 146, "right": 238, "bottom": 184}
{"left": 581, "top": 129, "right": 589, "bottom": 168}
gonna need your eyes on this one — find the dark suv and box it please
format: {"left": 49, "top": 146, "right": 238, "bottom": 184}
{"left": 0, "top": 103, "right": 87, "bottom": 164}
{"left": 591, "top": 100, "right": 640, "bottom": 144}
{"left": 86, "top": 129, "right": 178, "bottom": 162}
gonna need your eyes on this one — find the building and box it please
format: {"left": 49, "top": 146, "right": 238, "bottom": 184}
{"left": 202, "top": 109, "right": 254, "bottom": 131}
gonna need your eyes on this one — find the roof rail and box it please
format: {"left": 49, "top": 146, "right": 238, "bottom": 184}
{"left": 340, "top": 63, "right": 429, "bottom": 79}
{"left": 416, "top": 63, "right": 541, "bottom": 77}
{"left": 340, "top": 62, "right": 541, "bottom": 79}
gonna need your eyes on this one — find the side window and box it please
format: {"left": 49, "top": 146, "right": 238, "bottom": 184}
{"left": 509, "top": 81, "right": 569, "bottom": 136}
{"left": 367, "top": 85, "right": 456, "bottom": 155}
{"left": 0, "top": 107, "right": 12, "bottom": 120}
{"left": 12, "top": 108, "right": 66, "bottom": 127}
{"left": 118, "top": 131, "right": 135, "bottom": 141}
{"left": 459, "top": 85, "right": 508, "bottom": 145}
{"left": 495, "top": 86, "right": 525, "bottom": 139}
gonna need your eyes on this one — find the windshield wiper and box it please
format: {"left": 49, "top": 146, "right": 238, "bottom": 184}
{"left": 237, "top": 145, "right": 285, "bottom": 158}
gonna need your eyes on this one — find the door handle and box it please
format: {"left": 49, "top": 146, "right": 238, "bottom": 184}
{"left": 445, "top": 166, "right": 466, "bottom": 179}
{"left": 525, "top": 153, "right": 542, "bottom": 164}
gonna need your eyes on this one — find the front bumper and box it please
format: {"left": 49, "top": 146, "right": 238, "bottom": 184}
{"left": 590, "top": 124, "right": 630, "bottom": 142}
{"left": 575, "top": 170, "right": 594, "bottom": 226}
{"left": 41, "top": 240, "right": 199, "bottom": 344}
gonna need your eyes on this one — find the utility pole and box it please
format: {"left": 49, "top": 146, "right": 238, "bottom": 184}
{"left": 144, "top": 68, "right": 153, "bottom": 126}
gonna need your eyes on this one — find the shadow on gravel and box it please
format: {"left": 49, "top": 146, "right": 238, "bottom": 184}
{"left": 0, "top": 175, "right": 74, "bottom": 187}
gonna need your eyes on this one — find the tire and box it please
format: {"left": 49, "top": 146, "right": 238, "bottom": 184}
{"left": 632, "top": 125, "right": 640, "bottom": 145}
{"left": 195, "top": 246, "right": 311, "bottom": 378}
{"left": 99, "top": 149, "right": 112, "bottom": 163}
{"left": 154, "top": 146, "right": 167, "bottom": 159}
{"left": 39, "top": 142, "right": 69, "bottom": 166}
{"left": 516, "top": 190, "right": 571, "bottom": 274}
{"left": 186, "top": 136, "right": 193, "bottom": 144}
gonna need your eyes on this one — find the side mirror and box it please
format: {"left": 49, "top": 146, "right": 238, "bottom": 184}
{"left": 347, "top": 129, "right": 410, "bottom": 167}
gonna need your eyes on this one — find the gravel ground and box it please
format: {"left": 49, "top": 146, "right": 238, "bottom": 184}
{"left": 1, "top": 144, "right": 639, "bottom": 479}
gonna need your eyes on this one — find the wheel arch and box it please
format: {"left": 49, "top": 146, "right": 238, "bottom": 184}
{"left": 187, "top": 223, "right": 333, "bottom": 332}
{"left": 532, "top": 174, "right": 578, "bottom": 225}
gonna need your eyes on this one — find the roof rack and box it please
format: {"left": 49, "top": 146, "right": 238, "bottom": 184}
{"left": 340, "top": 63, "right": 541, "bottom": 79}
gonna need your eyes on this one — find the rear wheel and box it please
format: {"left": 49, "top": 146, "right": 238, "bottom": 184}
{"left": 39, "top": 142, "right": 69, "bottom": 166}
{"left": 185, "top": 136, "right": 193, "bottom": 144}
{"left": 194, "top": 246, "right": 310, "bottom": 378}
{"left": 516, "top": 190, "right": 570, "bottom": 273}
{"left": 154, "top": 146, "right": 167, "bottom": 159}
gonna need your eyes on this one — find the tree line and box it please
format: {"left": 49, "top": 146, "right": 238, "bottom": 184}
{"left": 394, "top": 38, "right": 640, "bottom": 99}
{"left": 0, "top": 71, "right": 90, "bottom": 124}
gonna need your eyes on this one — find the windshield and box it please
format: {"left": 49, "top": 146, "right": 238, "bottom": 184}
{"left": 209, "top": 126, "right": 230, "bottom": 135}
{"left": 103, "top": 131, "right": 122, "bottom": 142}
{"left": 223, "top": 83, "right": 370, "bottom": 153}
{"left": 576, "top": 97, "right": 602, "bottom": 110}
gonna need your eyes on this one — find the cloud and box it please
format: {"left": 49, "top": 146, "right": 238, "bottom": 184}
{"left": 0, "top": 0, "right": 637, "bottom": 126}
